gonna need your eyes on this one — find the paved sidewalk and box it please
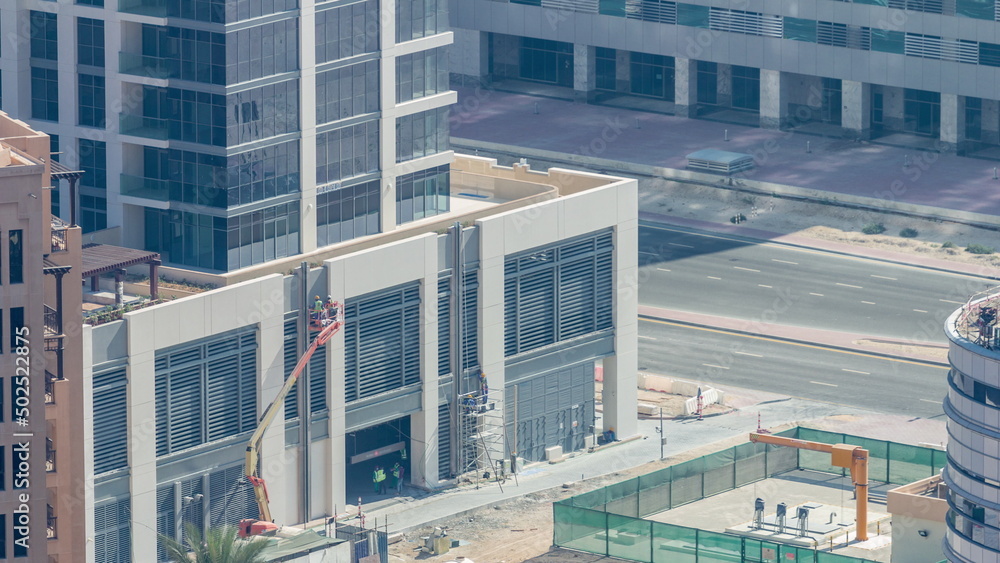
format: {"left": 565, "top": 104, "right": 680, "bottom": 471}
{"left": 452, "top": 86, "right": 1000, "bottom": 218}
{"left": 356, "top": 397, "right": 944, "bottom": 535}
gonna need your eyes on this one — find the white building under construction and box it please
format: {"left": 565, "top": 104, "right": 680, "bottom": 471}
{"left": 81, "top": 155, "right": 638, "bottom": 562}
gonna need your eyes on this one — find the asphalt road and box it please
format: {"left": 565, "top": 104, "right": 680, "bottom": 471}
{"left": 638, "top": 317, "right": 949, "bottom": 419}
{"left": 638, "top": 222, "right": 997, "bottom": 344}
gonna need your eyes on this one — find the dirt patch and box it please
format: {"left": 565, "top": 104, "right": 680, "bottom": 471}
{"left": 852, "top": 339, "right": 949, "bottom": 362}
{"left": 643, "top": 179, "right": 1000, "bottom": 271}
{"left": 388, "top": 430, "right": 767, "bottom": 563}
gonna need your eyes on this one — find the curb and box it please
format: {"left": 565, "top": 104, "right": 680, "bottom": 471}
{"left": 639, "top": 314, "right": 950, "bottom": 367}
{"left": 639, "top": 216, "right": 1000, "bottom": 282}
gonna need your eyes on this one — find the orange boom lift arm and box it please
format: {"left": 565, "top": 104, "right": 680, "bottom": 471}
{"left": 749, "top": 433, "right": 870, "bottom": 542}
{"left": 239, "top": 305, "right": 343, "bottom": 538}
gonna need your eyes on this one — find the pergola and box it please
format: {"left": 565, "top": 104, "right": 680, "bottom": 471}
{"left": 49, "top": 159, "right": 84, "bottom": 227}
{"left": 81, "top": 243, "right": 162, "bottom": 304}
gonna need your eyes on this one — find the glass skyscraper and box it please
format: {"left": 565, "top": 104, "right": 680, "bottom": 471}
{"left": 0, "top": 0, "right": 454, "bottom": 272}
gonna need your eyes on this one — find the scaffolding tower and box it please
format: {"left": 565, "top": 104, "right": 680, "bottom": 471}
{"left": 458, "top": 391, "right": 507, "bottom": 488}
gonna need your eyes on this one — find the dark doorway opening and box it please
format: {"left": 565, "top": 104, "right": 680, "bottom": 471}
{"left": 345, "top": 416, "right": 412, "bottom": 503}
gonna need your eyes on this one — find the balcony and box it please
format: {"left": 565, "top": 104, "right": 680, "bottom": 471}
{"left": 45, "top": 371, "right": 57, "bottom": 404}
{"left": 120, "top": 174, "right": 170, "bottom": 202}
{"left": 43, "top": 304, "right": 60, "bottom": 337}
{"left": 51, "top": 215, "right": 68, "bottom": 253}
{"left": 46, "top": 438, "right": 56, "bottom": 472}
{"left": 119, "top": 52, "right": 177, "bottom": 80}
{"left": 46, "top": 505, "right": 56, "bottom": 539}
{"left": 119, "top": 114, "right": 169, "bottom": 141}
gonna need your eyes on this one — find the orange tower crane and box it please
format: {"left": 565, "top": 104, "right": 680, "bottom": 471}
{"left": 749, "top": 433, "right": 870, "bottom": 542}
{"left": 239, "top": 304, "right": 343, "bottom": 538}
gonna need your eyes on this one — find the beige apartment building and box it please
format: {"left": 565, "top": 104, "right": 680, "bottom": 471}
{"left": 0, "top": 112, "right": 84, "bottom": 562}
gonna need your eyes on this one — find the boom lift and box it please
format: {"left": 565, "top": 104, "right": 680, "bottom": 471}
{"left": 239, "top": 303, "right": 343, "bottom": 538}
{"left": 749, "top": 433, "right": 870, "bottom": 541}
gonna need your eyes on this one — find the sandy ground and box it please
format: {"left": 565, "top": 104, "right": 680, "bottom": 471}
{"left": 643, "top": 179, "right": 1000, "bottom": 270}
{"left": 388, "top": 420, "right": 758, "bottom": 563}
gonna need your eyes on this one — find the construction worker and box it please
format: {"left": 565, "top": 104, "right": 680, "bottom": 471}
{"left": 372, "top": 466, "right": 380, "bottom": 493}
{"left": 376, "top": 466, "right": 387, "bottom": 494}
{"left": 603, "top": 427, "right": 617, "bottom": 444}
{"left": 392, "top": 463, "right": 405, "bottom": 494}
{"left": 390, "top": 463, "right": 400, "bottom": 493}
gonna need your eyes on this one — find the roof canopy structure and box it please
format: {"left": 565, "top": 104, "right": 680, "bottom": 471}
{"left": 81, "top": 243, "right": 162, "bottom": 303}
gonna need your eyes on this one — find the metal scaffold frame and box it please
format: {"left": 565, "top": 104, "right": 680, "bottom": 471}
{"left": 458, "top": 389, "right": 509, "bottom": 489}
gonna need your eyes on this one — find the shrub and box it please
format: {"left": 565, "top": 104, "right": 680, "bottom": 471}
{"left": 966, "top": 243, "right": 995, "bottom": 255}
{"left": 899, "top": 228, "right": 919, "bottom": 238}
{"left": 730, "top": 213, "right": 747, "bottom": 224}
{"left": 862, "top": 223, "right": 886, "bottom": 235}
{"left": 941, "top": 241, "right": 956, "bottom": 249}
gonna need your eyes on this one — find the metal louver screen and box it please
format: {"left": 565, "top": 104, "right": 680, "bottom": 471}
{"left": 309, "top": 337, "right": 328, "bottom": 414}
{"left": 180, "top": 477, "right": 205, "bottom": 546}
{"left": 905, "top": 33, "right": 978, "bottom": 63}
{"left": 155, "top": 327, "right": 258, "bottom": 456}
{"left": 817, "top": 22, "right": 871, "bottom": 50}
{"left": 282, "top": 315, "right": 330, "bottom": 419}
{"left": 438, "top": 264, "right": 480, "bottom": 377}
{"left": 541, "top": 0, "right": 599, "bottom": 12}
{"left": 344, "top": 282, "right": 421, "bottom": 402}
{"left": 208, "top": 464, "right": 256, "bottom": 528}
{"left": 94, "top": 498, "right": 131, "bottom": 563}
{"left": 709, "top": 8, "right": 782, "bottom": 38}
{"left": 438, "top": 276, "right": 450, "bottom": 376}
{"left": 504, "top": 230, "right": 614, "bottom": 357}
{"left": 626, "top": 0, "right": 677, "bottom": 23}
{"left": 156, "top": 485, "right": 175, "bottom": 562}
{"left": 93, "top": 365, "right": 128, "bottom": 474}
{"left": 283, "top": 316, "right": 300, "bottom": 420}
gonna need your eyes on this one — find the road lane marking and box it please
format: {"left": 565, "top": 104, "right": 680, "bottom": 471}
{"left": 920, "top": 399, "right": 941, "bottom": 404}
{"left": 640, "top": 223, "right": 997, "bottom": 281}
{"left": 639, "top": 251, "right": 659, "bottom": 256}
{"left": 836, "top": 283, "right": 864, "bottom": 289}
{"left": 862, "top": 301, "right": 876, "bottom": 305}
{"left": 668, "top": 242, "right": 694, "bottom": 248}
{"left": 842, "top": 368, "right": 870, "bottom": 375}
{"left": 811, "top": 381, "right": 838, "bottom": 387}
{"left": 758, "top": 284, "right": 773, "bottom": 288}
{"left": 638, "top": 335, "right": 657, "bottom": 340}
{"left": 656, "top": 268, "right": 671, "bottom": 272}
{"left": 735, "top": 351, "right": 763, "bottom": 357}
{"left": 871, "top": 275, "right": 897, "bottom": 281}
{"left": 702, "top": 364, "right": 730, "bottom": 370}
{"left": 810, "top": 292, "right": 824, "bottom": 297}
{"left": 707, "top": 276, "right": 722, "bottom": 280}
{"left": 637, "top": 317, "right": 949, "bottom": 369}
{"left": 734, "top": 266, "right": 761, "bottom": 272}
{"left": 772, "top": 259, "right": 798, "bottom": 265}
{"left": 940, "top": 299, "right": 964, "bottom": 305}
{"left": 913, "top": 309, "right": 929, "bottom": 313}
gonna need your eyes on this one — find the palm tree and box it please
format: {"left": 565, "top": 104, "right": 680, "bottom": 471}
{"left": 160, "top": 523, "right": 269, "bottom": 563}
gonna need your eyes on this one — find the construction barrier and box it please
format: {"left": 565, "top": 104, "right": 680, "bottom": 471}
{"left": 553, "top": 427, "right": 946, "bottom": 562}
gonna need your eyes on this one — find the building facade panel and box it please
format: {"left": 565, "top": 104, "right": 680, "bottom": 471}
{"left": 945, "top": 304, "right": 1000, "bottom": 561}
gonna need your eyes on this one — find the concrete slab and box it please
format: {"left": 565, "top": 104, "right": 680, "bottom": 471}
{"left": 646, "top": 470, "right": 894, "bottom": 560}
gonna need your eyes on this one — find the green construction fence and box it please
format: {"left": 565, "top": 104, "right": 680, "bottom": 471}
{"left": 552, "top": 426, "right": 947, "bottom": 562}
